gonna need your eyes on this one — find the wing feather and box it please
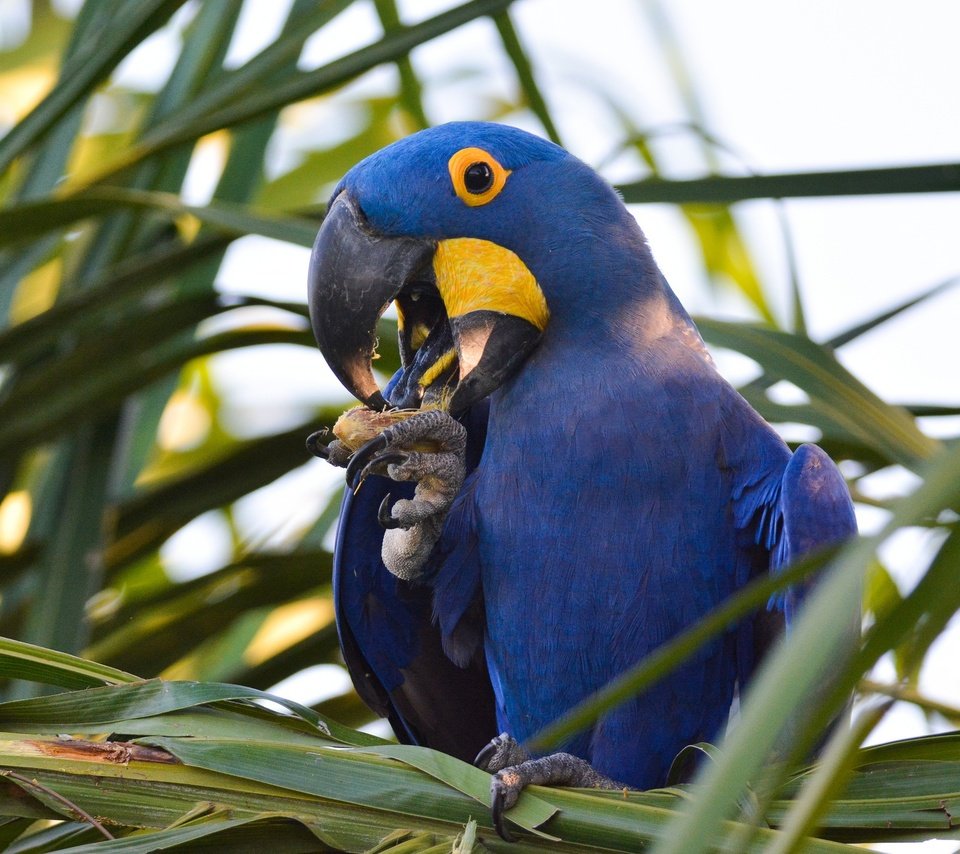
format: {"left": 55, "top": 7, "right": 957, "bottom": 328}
{"left": 332, "top": 402, "right": 496, "bottom": 761}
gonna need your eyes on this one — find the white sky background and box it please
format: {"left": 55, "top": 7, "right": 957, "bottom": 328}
{"left": 115, "top": 2, "right": 959, "bottom": 845}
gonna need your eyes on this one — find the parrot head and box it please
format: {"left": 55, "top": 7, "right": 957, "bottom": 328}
{"left": 308, "top": 121, "right": 649, "bottom": 413}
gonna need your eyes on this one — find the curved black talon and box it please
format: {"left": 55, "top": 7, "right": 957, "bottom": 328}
{"left": 345, "top": 434, "right": 388, "bottom": 487}
{"left": 377, "top": 493, "right": 403, "bottom": 529}
{"left": 475, "top": 741, "right": 497, "bottom": 771}
{"left": 491, "top": 785, "right": 515, "bottom": 843}
{"left": 359, "top": 451, "right": 408, "bottom": 485}
{"left": 305, "top": 431, "right": 329, "bottom": 459}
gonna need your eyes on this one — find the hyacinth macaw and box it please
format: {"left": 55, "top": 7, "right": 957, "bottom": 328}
{"left": 306, "top": 122, "right": 856, "bottom": 834}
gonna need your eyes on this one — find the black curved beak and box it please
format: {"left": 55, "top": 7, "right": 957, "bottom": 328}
{"left": 308, "top": 193, "right": 434, "bottom": 410}
{"left": 308, "top": 192, "right": 545, "bottom": 413}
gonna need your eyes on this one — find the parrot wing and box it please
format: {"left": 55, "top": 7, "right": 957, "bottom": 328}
{"left": 724, "top": 392, "right": 858, "bottom": 681}
{"left": 332, "top": 402, "right": 496, "bottom": 762}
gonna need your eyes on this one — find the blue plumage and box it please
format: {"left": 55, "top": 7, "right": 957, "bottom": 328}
{"left": 321, "top": 122, "right": 856, "bottom": 789}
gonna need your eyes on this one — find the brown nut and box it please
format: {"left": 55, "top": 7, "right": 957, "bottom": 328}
{"left": 331, "top": 406, "right": 420, "bottom": 452}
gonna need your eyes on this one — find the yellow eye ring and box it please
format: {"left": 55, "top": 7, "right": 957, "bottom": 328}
{"left": 448, "top": 147, "right": 511, "bottom": 207}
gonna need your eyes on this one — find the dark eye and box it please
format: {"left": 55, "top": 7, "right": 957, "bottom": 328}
{"left": 464, "top": 161, "right": 494, "bottom": 194}
{"left": 448, "top": 147, "right": 510, "bottom": 206}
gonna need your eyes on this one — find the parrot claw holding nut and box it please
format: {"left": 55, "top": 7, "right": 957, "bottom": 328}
{"left": 313, "top": 408, "right": 468, "bottom": 580}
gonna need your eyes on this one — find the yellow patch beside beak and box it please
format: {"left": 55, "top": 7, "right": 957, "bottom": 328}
{"left": 432, "top": 238, "right": 549, "bottom": 332}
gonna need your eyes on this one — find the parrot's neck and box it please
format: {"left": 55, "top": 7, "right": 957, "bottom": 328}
{"left": 532, "top": 226, "right": 709, "bottom": 367}
{"left": 492, "top": 211, "right": 716, "bottom": 428}
{"left": 489, "top": 174, "right": 716, "bottom": 418}
{"left": 522, "top": 196, "right": 699, "bottom": 343}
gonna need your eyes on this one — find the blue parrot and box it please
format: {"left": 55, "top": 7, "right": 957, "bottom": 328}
{"left": 306, "top": 122, "right": 856, "bottom": 835}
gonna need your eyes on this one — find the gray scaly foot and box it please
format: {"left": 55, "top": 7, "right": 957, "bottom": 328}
{"left": 475, "top": 733, "right": 627, "bottom": 841}
{"left": 344, "top": 410, "right": 467, "bottom": 581}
